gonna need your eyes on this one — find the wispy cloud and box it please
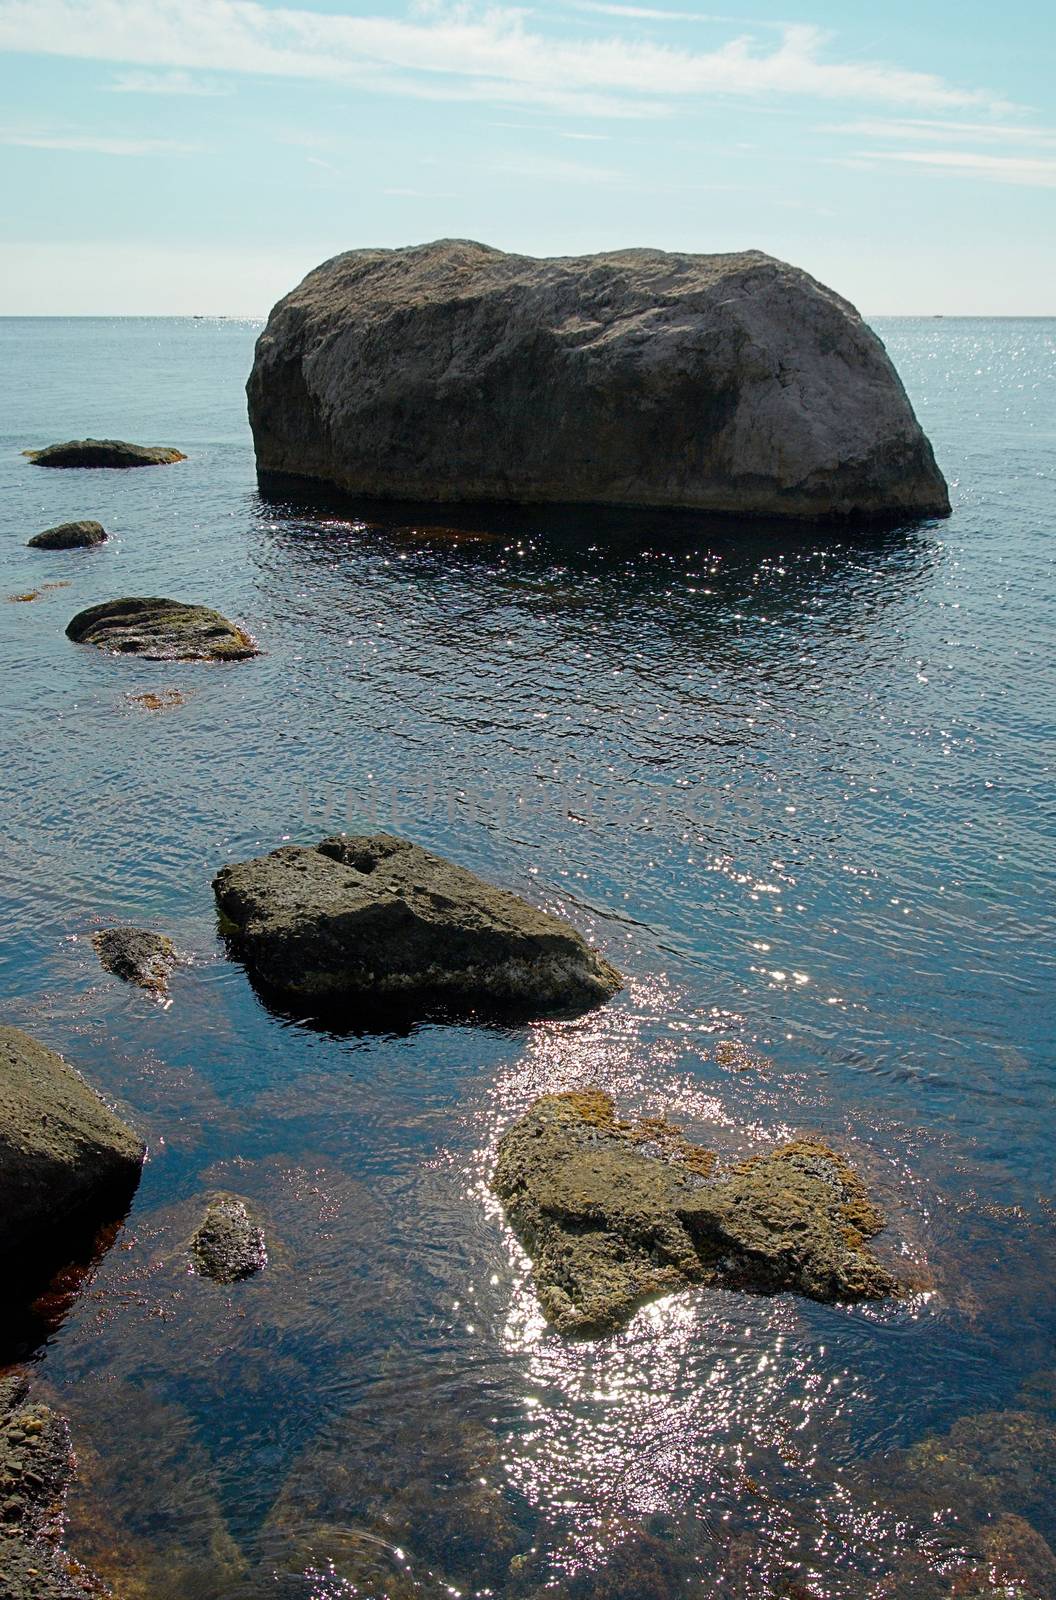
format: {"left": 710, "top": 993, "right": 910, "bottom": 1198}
{"left": 490, "top": 151, "right": 625, "bottom": 182}
{"left": 567, "top": 2, "right": 773, "bottom": 21}
{"left": 0, "top": 126, "right": 199, "bottom": 154}
{"left": 106, "top": 67, "right": 230, "bottom": 95}
{"left": 0, "top": 0, "right": 1010, "bottom": 120}
{"left": 384, "top": 185, "right": 459, "bottom": 196}
{"left": 845, "top": 149, "right": 1056, "bottom": 188}
{"left": 824, "top": 117, "right": 1056, "bottom": 146}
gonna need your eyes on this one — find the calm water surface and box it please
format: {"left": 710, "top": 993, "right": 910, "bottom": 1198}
{"left": 0, "top": 315, "right": 1054, "bottom": 1597}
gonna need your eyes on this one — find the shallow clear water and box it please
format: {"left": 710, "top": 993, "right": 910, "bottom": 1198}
{"left": 0, "top": 315, "right": 1053, "bottom": 1598}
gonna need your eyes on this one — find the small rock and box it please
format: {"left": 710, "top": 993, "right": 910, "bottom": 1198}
{"left": 493, "top": 1091, "right": 898, "bottom": 1335}
{"left": 92, "top": 926, "right": 177, "bottom": 997}
{"left": 26, "top": 521, "right": 107, "bottom": 551}
{"left": 190, "top": 1194, "right": 267, "bottom": 1284}
{"left": 65, "top": 596, "right": 258, "bottom": 661}
{"left": 24, "top": 439, "right": 185, "bottom": 469}
{"left": 213, "top": 832, "right": 622, "bottom": 1016}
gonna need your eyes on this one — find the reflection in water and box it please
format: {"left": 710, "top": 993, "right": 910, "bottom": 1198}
{"left": 0, "top": 316, "right": 1053, "bottom": 1596}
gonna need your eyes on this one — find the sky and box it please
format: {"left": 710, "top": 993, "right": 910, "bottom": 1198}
{"left": 0, "top": 0, "right": 1053, "bottom": 315}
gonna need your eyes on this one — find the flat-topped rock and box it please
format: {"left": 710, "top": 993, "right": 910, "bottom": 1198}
{"left": 213, "top": 833, "right": 622, "bottom": 1016}
{"left": 0, "top": 1026, "right": 143, "bottom": 1270}
{"left": 248, "top": 238, "right": 949, "bottom": 522}
{"left": 66, "top": 596, "right": 258, "bottom": 661}
{"left": 493, "top": 1090, "right": 899, "bottom": 1335}
{"left": 93, "top": 925, "right": 177, "bottom": 996}
{"left": 27, "top": 519, "right": 107, "bottom": 550}
{"left": 25, "top": 438, "right": 185, "bottom": 468}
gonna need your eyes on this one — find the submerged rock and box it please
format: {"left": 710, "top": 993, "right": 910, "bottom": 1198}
{"left": 65, "top": 596, "right": 258, "bottom": 661}
{"left": 189, "top": 1193, "right": 267, "bottom": 1284}
{"left": 895, "top": 1409, "right": 1056, "bottom": 1533}
{"left": 0, "top": 1374, "right": 99, "bottom": 1599}
{"left": 92, "top": 925, "right": 176, "bottom": 996}
{"left": 213, "top": 833, "right": 621, "bottom": 1015}
{"left": 248, "top": 238, "right": 949, "bottom": 522}
{"left": 27, "top": 520, "right": 107, "bottom": 550}
{"left": 25, "top": 439, "right": 185, "bottom": 468}
{"left": 0, "top": 1026, "right": 143, "bottom": 1271}
{"left": 492, "top": 1091, "right": 898, "bottom": 1335}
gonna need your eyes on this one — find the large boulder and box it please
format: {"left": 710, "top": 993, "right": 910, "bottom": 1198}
{"left": 0, "top": 1027, "right": 143, "bottom": 1270}
{"left": 247, "top": 238, "right": 949, "bottom": 522}
{"left": 213, "top": 833, "right": 621, "bottom": 1015}
{"left": 493, "top": 1091, "right": 898, "bottom": 1334}
{"left": 66, "top": 596, "right": 258, "bottom": 661}
{"left": 27, "top": 520, "right": 107, "bottom": 550}
{"left": 25, "top": 439, "right": 185, "bottom": 468}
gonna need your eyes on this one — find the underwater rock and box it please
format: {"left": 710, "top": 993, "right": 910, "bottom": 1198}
{"left": 896, "top": 1409, "right": 1056, "bottom": 1533}
{"left": 27, "top": 520, "right": 107, "bottom": 551}
{"left": 979, "top": 1515, "right": 1056, "bottom": 1599}
{"left": 492, "top": 1091, "right": 898, "bottom": 1335}
{"left": 0, "top": 1373, "right": 99, "bottom": 1600}
{"left": 189, "top": 1194, "right": 267, "bottom": 1284}
{"left": 248, "top": 237, "right": 949, "bottom": 521}
{"left": 0, "top": 1026, "right": 143, "bottom": 1271}
{"left": 92, "top": 926, "right": 176, "bottom": 997}
{"left": 213, "top": 832, "right": 621, "bottom": 1015}
{"left": 65, "top": 597, "right": 258, "bottom": 661}
{"left": 25, "top": 439, "right": 185, "bottom": 468}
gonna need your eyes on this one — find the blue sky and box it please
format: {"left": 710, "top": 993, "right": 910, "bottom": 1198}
{"left": 0, "top": 0, "right": 1052, "bottom": 314}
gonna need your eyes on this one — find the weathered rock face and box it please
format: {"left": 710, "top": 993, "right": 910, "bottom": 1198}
{"left": 25, "top": 439, "right": 185, "bottom": 468}
{"left": 66, "top": 597, "right": 258, "bottom": 661}
{"left": 0, "top": 1026, "right": 144, "bottom": 1270}
{"left": 493, "top": 1091, "right": 898, "bottom": 1335}
{"left": 0, "top": 1375, "right": 100, "bottom": 1600}
{"left": 248, "top": 239, "right": 949, "bottom": 522}
{"left": 27, "top": 520, "right": 107, "bottom": 550}
{"left": 190, "top": 1194, "right": 267, "bottom": 1284}
{"left": 93, "top": 926, "right": 177, "bottom": 996}
{"left": 213, "top": 833, "right": 621, "bottom": 1015}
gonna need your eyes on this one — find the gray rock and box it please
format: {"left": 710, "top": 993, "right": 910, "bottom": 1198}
{"left": 92, "top": 926, "right": 177, "bottom": 996}
{"left": 27, "top": 520, "right": 107, "bottom": 551}
{"left": 190, "top": 1193, "right": 267, "bottom": 1284}
{"left": 493, "top": 1091, "right": 898, "bottom": 1335}
{"left": 248, "top": 238, "right": 949, "bottom": 522}
{"left": 25, "top": 439, "right": 185, "bottom": 468}
{"left": 213, "top": 833, "right": 622, "bottom": 1016}
{"left": 65, "top": 596, "right": 258, "bottom": 661}
{"left": 0, "top": 1026, "right": 143, "bottom": 1268}
{"left": 0, "top": 1376, "right": 100, "bottom": 1600}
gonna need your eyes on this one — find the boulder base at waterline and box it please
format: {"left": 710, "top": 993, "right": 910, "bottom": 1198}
{"left": 0, "top": 1026, "right": 143, "bottom": 1268}
{"left": 248, "top": 238, "right": 950, "bottom": 522}
{"left": 25, "top": 438, "right": 185, "bottom": 468}
{"left": 27, "top": 519, "right": 107, "bottom": 550}
{"left": 66, "top": 597, "right": 258, "bottom": 661}
{"left": 493, "top": 1091, "right": 899, "bottom": 1335}
{"left": 213, "top": 833, "right": 622, "bottom": 1014}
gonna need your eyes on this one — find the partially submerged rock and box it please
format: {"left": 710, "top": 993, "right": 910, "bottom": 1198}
{"left": 25, "top": 439, "right": 185, "bottom": 468}
{"left": 0, "top": 1026, "right": 143, "bottom": 1272}
{"left": 27, "top": 520, "right": 107, "bottom": 550}
{"left": 66, "top": 596, "right": 258, "bottom": 661}
{"left": 493, "top": 1091, "right": 898, "bottom": 1335}
{"left": 213, "top": 833, "right": 621, "bottom": 1015}
{"left": 189, "top": 1193, "right": 267, "bottom": 1283}
{"left": 0, "top": 1374, "right": 100, "bottom": 1599}
{"left": 93, "top": 925, "right": 176, "bottom": 996}
{"left": 248, "top": 238, "right": 949, "bottom": 522}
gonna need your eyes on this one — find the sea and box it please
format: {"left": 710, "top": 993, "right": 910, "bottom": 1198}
{"left": 0, "top": 314, "right": 1053, "bottom": 1598}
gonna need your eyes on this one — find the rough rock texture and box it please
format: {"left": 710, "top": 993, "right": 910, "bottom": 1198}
{"left": 92, "top": 926, "right": 176, "bottom": 997}
{"left": 27, "top": 521, "right": 107, "bottom": 551}
{"left": 895, "top": 1409, "right": 1056, "bottom": 1533}
{"left": 213, "top": 833, "right": 621, "bottom": 1015}
{"left": 25, "top": 440, "right": 185, "bottom": 469}
{"left": 65, "top": 597, "right": 258, "bottom": 661}
{"left": 492, "top": 1091, "right": 898, "bottom": 1335}
{"left": 189, "top": 1194, "right": 267, "bottom": 1284}
{"left": 248, "top": 238, "right": 949, "bottom": 522}
{"left": 0, "top": 1026, "right": 143, "bottom": 1269}
{"left": 0, "top": 1375, "right": 100, "bottom": 1600}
